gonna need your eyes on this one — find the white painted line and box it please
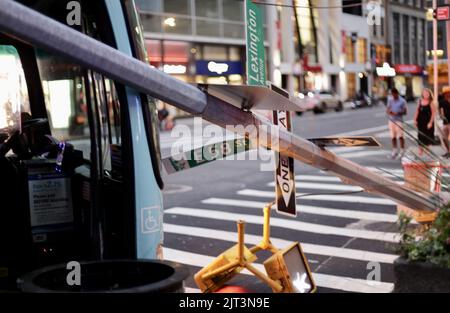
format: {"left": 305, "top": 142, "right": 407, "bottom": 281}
{"left": 202, "top": 198, "right": 398, "bottom": 223}
{"left": 268, "top": 181, "right": 363, "bottom": 192}
{"left": 164, "top": 223, "right": 399, "bottom": 264}
{"left": 333, "top": 119, "right": 413, "bottom": 136}
{"left": 329, "top": 146, "right": 365, "bottom": 154}
{"left": 295, "top": 175, "right": 342, "bottom": 182}
{"left": 338, "top": 150, "right": 389, "bottom": 159}
{"left": 237, "top": 189, "right": 397, "bottom": 205}
{"left": 294, "top": 174, "right": 401, "bottom": 183}
{"left": 165, "top": 207, "right": 400, "bottom": 243}
{"left": 184, "top": 287, "right": 201, "bottom": 293}
{"left": 163, "top": 248, "right": 394, "bottom": 293}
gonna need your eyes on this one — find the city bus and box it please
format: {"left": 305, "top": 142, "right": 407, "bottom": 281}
{"left": 0, "top": 0, "right": 164, "bottom": 290}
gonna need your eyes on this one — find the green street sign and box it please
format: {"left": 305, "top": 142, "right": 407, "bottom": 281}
{"left": 162, "top": 138, "right": 252, "bottom": 174}
{"left": 245, "top": 0, "right": 266, "bottom": 87}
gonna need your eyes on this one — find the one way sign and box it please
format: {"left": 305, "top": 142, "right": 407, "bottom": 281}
{"left": 272, "top": 87, "right": 297, "bottom": 217}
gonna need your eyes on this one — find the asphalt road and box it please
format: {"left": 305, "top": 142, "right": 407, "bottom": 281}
{"left": 158, "top": 103, "right": 424, "bottom": 293}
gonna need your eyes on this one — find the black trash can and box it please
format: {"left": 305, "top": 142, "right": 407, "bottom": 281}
{"left": 18, "top": 259, "right": 189, "bottom": 293}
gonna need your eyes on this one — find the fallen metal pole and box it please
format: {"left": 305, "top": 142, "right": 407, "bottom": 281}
{"left": 0, "top": 0, "right": 437, "bottom": 212}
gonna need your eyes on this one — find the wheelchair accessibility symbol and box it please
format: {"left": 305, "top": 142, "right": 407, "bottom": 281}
{"left": 141, "top": 206, "right": 162, "bottom": 234}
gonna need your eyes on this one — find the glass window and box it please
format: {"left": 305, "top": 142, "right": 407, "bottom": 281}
{"left": 164, "top": 0, "right": 190, "bottom": 15}
{"left": 411, "top": 17, "right": 417, "bottom": 65}
{"left": 223, "top": 0, "right": 244, "bottom": 21}
{"left": 196, "top": 0, "right": 219, "bottom": 18}
{"left": 35, "top": 50, "right": 89, "bottom": 155}
{"left": 140, "top": 13, "right": 162, "bottom": 34}
{"left": 203, "top": 45, "right": 227, "bottom": 60}
{"left": 135, "top": 0, "right": 162, "bottom": 12}
{"left": 403, "top": 16, "right": 410, "bottom": 63}
{"left": 393, "top": 13, "right": 401, "bottom": 64}
{"left": 357, "top": 38, "right": 367, "bottom": 64}
{"left": 164, "top": 16, "right": 192, "bottom": 35}
{"left": 196, "top": 20, "right": 221, "bottom": 37}
{"left": 223, "top": 23, "right": 244, "bottom": 39}
{"left": 0, "top": 45, "right": 30, "bottom": 135}
{"left": 345, "top": 36, "right": 355, "bottom": 63}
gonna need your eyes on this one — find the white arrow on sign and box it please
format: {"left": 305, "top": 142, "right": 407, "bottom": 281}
{"left": 277, "top": 158, "right": 294, "bottom": 207}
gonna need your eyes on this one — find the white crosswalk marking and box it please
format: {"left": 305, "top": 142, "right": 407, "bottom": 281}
{"left": 163, "top": 170, "right": 407, "bottom": 293}
{"left": 338, "top": 150, "right": 389, "bottom": 159}
{"left": 202, "top": 198, "right": 398, "bottom": 223}
{"left": 164, "top": 223, "right": 398, "bottom": 264}
{"left": 165, "top": 207, "right": 400, "bottom": 243}
{"left": 237, "top": 189, "right": 396, "bottom": 205}
{"left": 163, "top": 248, "right": 394, "bottom": 293}
{"left": 268, "top": 181, "right": 364, "bottom": 192}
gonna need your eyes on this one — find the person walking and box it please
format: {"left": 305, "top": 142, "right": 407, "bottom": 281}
{"left": 439, "top": 86, "right": 450, "bottom": 158}
{"left": 386, "top": 88, "right": 408, "bottom": 159}
{"left": 413, "top": 88, "right": 436, "bottom": 157}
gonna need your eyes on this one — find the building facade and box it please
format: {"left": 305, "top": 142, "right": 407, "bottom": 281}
{"left": 388, "top": 0, "right": 428, "bottom": 99}
{"left": 135, "top": 0, "right": 251, "bottom": 116}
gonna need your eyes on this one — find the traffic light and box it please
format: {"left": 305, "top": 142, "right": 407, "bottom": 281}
{"left": 264, "top": 242, "right": 316, "bottom": 293}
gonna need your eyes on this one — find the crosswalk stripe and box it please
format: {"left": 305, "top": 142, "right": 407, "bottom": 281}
{"left": 184, "top": 287, "right": 201, "bottom": 293}
{"left": 338, "top": 150, "right": 389, "bottom": 159}
{"left": 202, "top": 198, "right": 398, "bottom": 223}
{"left": 237, "top": 189, "right": 396, "bottom": 205}
{"left": 163, "top": 248, "right": 394, "bottom": 293}
{"left": 295, "top": 174, "right": 401, "bottom": 183}
{"left": 165, "top": 207, "right": 400, "bottom": 243}
{"left": 268, "top": 181, "right": 364, "bottom": 192}
{"left": 295, "top": 175, "right": 341, "bottom": 182}
{"left": 329, "top": 147, "right": 365, "bottom": 154}
{"left": 164, "top": 223, "right": 399, "bottom": 264}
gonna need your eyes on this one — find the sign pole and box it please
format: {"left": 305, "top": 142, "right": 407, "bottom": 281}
{"left": 245, "top": 0, "right": 297, "bottom": 217}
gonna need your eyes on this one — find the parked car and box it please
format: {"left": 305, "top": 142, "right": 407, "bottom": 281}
{"left": 296, "top": 90, "right": 343, "bottom": 115}
{"left": 296, "top": 90, "right": 318, "bottom": 115}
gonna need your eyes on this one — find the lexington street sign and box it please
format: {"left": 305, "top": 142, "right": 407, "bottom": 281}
{"left": 245, "top": 0, "right": 297, "bottom": 217}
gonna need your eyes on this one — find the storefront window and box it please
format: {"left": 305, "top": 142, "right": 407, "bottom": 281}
{"left": 345, "top": 37, "right": 355, "bottom": 63}
{"left": 347, "top": 73, "right": 356, "bottom": 98}
{"left": 357, "top": 38, "right": 367, "bottom": 64}
{"left": 203, "top": 46, "right": 227, "bottom": 60}
{"left": 0, "top": 45, "right": 29, "bottom": 135}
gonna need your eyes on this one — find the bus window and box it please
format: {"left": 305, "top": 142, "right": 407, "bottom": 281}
{"left": 0, "top": 45, "right": 30, "bottom": 136}
{"left": 87, "top": 71, "right": 122, "bottom": 174}
{"left": 35, "top": 50, "right": 90, "bottom": 158}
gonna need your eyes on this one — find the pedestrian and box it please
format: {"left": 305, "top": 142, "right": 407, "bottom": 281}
{"left": 438, "top": 86, "right": 450, "bottom": 158}
{"left": 386, "top": 88, "right": 408, "bottom": 159}
{"left": 413, "top": 88, "right": 436, "bottom": 157}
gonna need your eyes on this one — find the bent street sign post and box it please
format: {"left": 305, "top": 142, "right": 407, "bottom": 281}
{"left": 0, "top": 0, "right": 437, "bottom": 213}
{"left": 245, "top": 0, "right": 297, "bottom": 217}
